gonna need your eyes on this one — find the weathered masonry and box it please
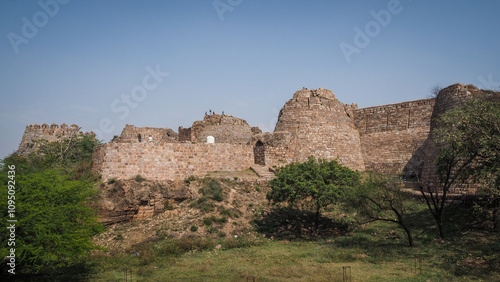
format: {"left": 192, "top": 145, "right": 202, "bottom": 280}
{"left": 18, "top": 83, "right": 499, "bottom": 192}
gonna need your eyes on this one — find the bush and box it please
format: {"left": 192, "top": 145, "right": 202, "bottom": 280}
{"left": 190, "top": 179, "right": 224, "bottom": 212}
{"left": 190, "top": 196, "right": 216, "bottom": 213}
{"left": 218, "top": 206, "right": 241, "bottom": 218}
{"left": 107, "top": 178, "right": 116, "bottom": 184}
{"left": 184, "top": 175, "right": 196, "bottom": 186}
{"left": 190, "top": 225, "right": 198, "bottom": 232}
{"left": 134, "top": 174, "right": 146, "bottom": 182}
{"left": 203, "top": 215, "right": 227, "bottom": 226}
{"left": 214, "top": 215, "right": 228, "bottom": 224}
{"left": 164, "top": 201, "right": 174, "bottom": 210}
{"left": 207, "top": 226, "right": 217, "bottom": 233}
{"left": 203, "top": 216, "right": 214, "bottom": 226}
{"left": 255, "top": 185, "right": 261, "bottom": 192}
{"left": 199, "top": 179, "right": 224, "bottom": 202}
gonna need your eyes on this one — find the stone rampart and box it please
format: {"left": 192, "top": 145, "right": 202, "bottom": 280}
{"left": 419, "top": 84, "right": 493, "bottom": 193}
{"left": 271, "top": 88, "right": 365, "bottom": 171}
{"left": 16, "top": 123, "right": 94, "bottom": 155}
{"left": 178, "top": 127, "right": 192, "bottom": 142}
{"left": 116, "top": 124, "right": 177, "bottom": 143}
{"left": 354, "top": 98, "right": 435, "bottom": 175}
{"left": 188, "top": 114, "right": 254, "bottom": 144}
{"left": 252, "top": 131, "right": 296, "bottom": 167}
{"left": 92, "top": 142, "right": 254, "bottom": 181}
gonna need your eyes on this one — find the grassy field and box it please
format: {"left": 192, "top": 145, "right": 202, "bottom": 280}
{"left": 81, "top": 204, "right": 500, "bottom": 281}
{"left": 19, "top": 200, "right": 499, "bottom": 281}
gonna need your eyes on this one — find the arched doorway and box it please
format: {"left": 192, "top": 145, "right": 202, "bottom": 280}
{"left": 253, "top": 141, "right": 265, "bottom": 165}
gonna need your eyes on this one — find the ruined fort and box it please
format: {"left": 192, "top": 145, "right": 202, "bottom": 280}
{"left": 16, "top": 83, "right": 499, "bottom": 191}
{"left": 16, "top": 122, "right": 95, "bottom": 156}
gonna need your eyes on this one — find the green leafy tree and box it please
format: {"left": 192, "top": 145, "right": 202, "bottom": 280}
{"left": 0, "top": 168, "right": 103, "bottom": 274}
{"left": 30, "top": 134, "right": 100, "bottom": 173}
{"left": 267, "top": 157, "right": 360, "bottom": 230}
{"left": 422, "top": 97, "right": 500, "bottom": 237}
{"left": 437, "top": 98, "right": 499, "bottom": 230}
{"left": 347, "top": 173, "right": 415, "bottom": 246}
{"left": 0, "top": 134, "right": 103, "bottom": 275}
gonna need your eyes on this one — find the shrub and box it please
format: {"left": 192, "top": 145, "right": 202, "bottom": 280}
{"left": 190, "top": 196, "right": 216, "bottom": 213}
{"left": 164, "top": 200, "right": 174, "bottom": 210}
{"left": 207, "top": 226, "right": 217, "bottom": 233}
{"left": 200, "top": 179, "right": 224, "bottom": 202}
{"left": 107, "top": 178, "right": 116, "bottom": 184}
{"left": 191, "top": 179, "right": 224, "bottom": 212}
{"left": 219, "top": 208, "right": 232, "bottom": 217}
{"left": 214, "top": 215, "right": 228, "bottom": 224}
{"left": 190, "top": 225, "right": 198, "bottom": 232}
{"left": 184, "top": 175, "right": 196, "bottom": 186}
{"left": 134, "top": 174, "right": 146, "bottom": 182}
{"left": 172, "top": 236, "right": 215, "bottom": 253}
{"left": 203, "top": 216, "right": 215, "bottom": 226}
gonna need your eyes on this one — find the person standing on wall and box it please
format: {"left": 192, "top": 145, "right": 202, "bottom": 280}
{"left": 149, "top": 135, "right": 152, "bottom": 143}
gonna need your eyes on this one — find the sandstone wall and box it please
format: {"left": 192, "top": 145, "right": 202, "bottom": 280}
{"left": 116, "top": 124, "right": 177, "bottom": 143}
{"left": 252, "top": 131, "right": 296, "bottom": 167}
{"left": 178, "top": 127, "right": 192, "bottom": 142}
{"left": 419, "top": 84, "right": 489, "bottom": 193}
{"left": 176, "top": 114, "right": 255, "bottom": 144}
{"left": 92, "top": 142, "right": 254, "bottom": 181}
{"left": 191, "top": 114, "right": 253, "bottom": 144}
{"left": 354, "top": 98, "right": 435, "bottom": 175}
{"left": 272, "top": 88, "right": 365, "bottom": 171}
{"left": 16, "top": 123, "right": 93, "bottom": 155}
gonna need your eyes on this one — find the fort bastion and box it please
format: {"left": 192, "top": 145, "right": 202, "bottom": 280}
{"left": 16, "top": 83, "right": 499, "bottom": 192}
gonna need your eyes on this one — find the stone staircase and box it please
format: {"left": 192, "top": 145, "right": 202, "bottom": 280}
{"left": 250, "top": 165, "right": 276, "bottom": 180}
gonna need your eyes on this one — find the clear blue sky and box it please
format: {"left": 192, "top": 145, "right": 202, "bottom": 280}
{"left": 1, "top": 0, "right": 499, "bottom": 158}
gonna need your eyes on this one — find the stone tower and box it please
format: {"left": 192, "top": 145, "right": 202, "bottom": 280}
{"left": 273, "top": 88, "right": 365, "bottom": 171}
{"left": 419, "top": 83, "right": 497, "bottom": 192}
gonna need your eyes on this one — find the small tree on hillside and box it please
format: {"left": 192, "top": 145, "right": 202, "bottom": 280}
{"left": 347, "top": 173, "right": 415, "bottom": 246}
{"left": 267, "top": 157, "right": 360, "bottom": 230}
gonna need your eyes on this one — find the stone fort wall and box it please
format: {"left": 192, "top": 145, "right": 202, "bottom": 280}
{"left": 92, "top": 142, "right": 254, "bottom": 181}
{"left": 353, "top": 98, "right": 435, "bottom": 175}
{"left": 16, "top": 123, "right": 94, "bottom": 155}
{"left": 180, "top": 114, "right": 254, "bottom": 144}
{"left": 21, "top": 84, "right": 497, "bottom": 191}
{"left": 270, "top": 88, "right": 365, "bottom": 171}
{"left": 419, "top": 84, "right": 495, "bottom": 194}
{"left": 115, "top": 124, "right": 178, "bottom": 143}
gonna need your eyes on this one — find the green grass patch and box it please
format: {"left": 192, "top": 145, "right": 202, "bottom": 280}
{"left": 77, "top": 203, "right": 500, "bottom": 280}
